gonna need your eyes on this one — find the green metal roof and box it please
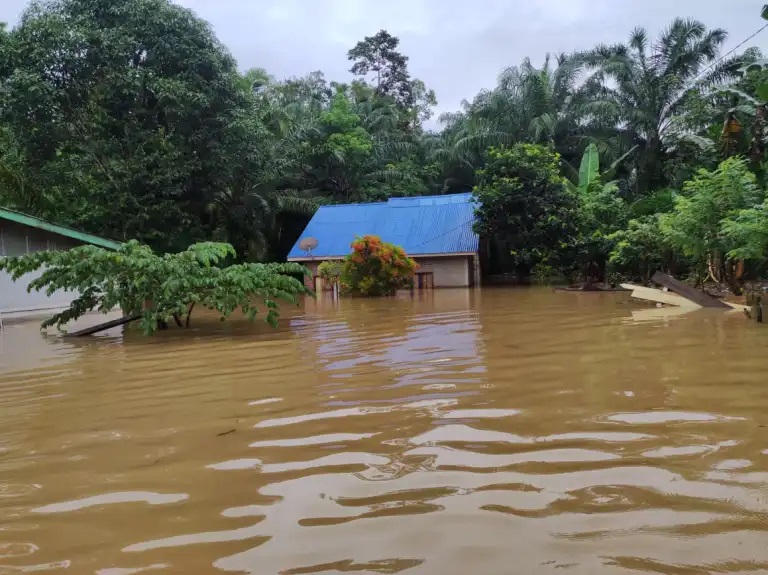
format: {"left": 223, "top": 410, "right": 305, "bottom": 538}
{"left": 0, "top": 208, "right": 122, "bottom": 250}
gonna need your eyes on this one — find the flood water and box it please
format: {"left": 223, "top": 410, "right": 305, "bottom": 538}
{"left": 2, "top": 288, "right": 768, "bottom": 574}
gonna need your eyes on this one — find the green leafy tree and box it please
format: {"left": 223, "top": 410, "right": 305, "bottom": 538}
{"left": 347, "top": 30, "right": 436, "bottom": 130}
{"left": 208, "top": 184, "right": 318, "bottom": 262}
{"left": 721, "top": 201, "right": 768, "bottom": 265}
{"left": 341, "top": 235, "right": 418, "bottom": 296}
{"left": 473, "top": 144, "right": 579, "bottom": 277}
{"left": 0, "top": 241, "right": 310, "bottom": 334}
{"left": 430, "top": 53, "right": 627, "bottom": 189}
{"left": 410, "top": 78, "right": 438, "bottom": 125}
{"left": 348, "top": 30, "right": 414, "bottom": 108}
{"left": 0, "top": 125, "right": 37, "bottom": 210}
{"left": 302, "top": 90, "right": 375, "bottom": 201}
{"left": 477, "top": 54, "right": 605, "bottom": 161}
{"left": 321, "top": 92, "right": 374, "bottom": 165}
{"left": 660, "top": 157, "right": 762, "bottom": 291}
{"left": 362, "top": 159, "right": 437, "bottom": 200}
{"left": 0, "top": 0, "right": 251, "bottom": 253}
{"left": 241, "top": 69, "right": 429, "bottom": 207}
{"left": 608, "top": 215, "right": 670, "bottom": 282}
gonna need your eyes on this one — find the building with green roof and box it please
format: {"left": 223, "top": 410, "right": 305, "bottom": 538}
{"left": 0, "top": 208, "right": 121, "bottom": 319}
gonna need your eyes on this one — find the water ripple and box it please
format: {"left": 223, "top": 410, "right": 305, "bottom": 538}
{"left": 2, "top": 290, "right": 768, "bottom": 574}
{"left": 31, "top": 492, "right": 189, "bottom": 514}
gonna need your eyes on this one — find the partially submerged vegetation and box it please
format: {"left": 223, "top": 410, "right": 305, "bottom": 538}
{"left": 0, "top": 242, "right": 310, "bottom": 334}
{"left": 2, "top": 0, "right": 768, "bottom": 305}
{"left": 340, "top": 235, "right": 418, "bottom": 296}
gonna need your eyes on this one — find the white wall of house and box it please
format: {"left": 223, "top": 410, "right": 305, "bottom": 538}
{"left": 298, "top": 254, "right": 475, "bottom": 289}
{"left": 413, "top": 256, "right": 472, "bottom": 287}
{"left": 0, "top": 220, "right": 82, "bottom": 316}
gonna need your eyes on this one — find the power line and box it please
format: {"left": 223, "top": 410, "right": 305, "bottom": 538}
{"left": 688, "top": 22, "right": 768, "bottom": 87}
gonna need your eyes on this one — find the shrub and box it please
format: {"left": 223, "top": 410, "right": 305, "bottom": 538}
{"left": 340, "top": 235, "right": 418, "bottom": 296}
{"left": 317, "top": 260, "right": 343, "bottom": 284}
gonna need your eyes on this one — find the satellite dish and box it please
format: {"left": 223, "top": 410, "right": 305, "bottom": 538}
{"left": 299, "top": 237, "right": 319, "bottom": 258}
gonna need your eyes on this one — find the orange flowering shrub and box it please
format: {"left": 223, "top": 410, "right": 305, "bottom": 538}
{"left": 340, "top": 235, "right": 418, "bottom": 296}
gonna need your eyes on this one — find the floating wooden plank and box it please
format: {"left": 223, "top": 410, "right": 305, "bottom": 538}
{"left": 621, "top": 284, "right": 702, "bottom": 309}
{"left": 651, "top": 272, "right": 730, "bottom": 309}
{"left": 630, "top": 306, "right": 699, "bottom": 322}
{"left": 67, "top": 314, "right": 141, "bottom": 337}
{"left": 554, "top": 285, "right": 629, "bottom": 293}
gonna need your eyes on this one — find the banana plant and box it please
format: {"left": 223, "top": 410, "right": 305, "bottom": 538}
{"left": 566, "top": 143, "right": 599, "bottom": 195}
{"left": 566, "top": 143, "right": 637, "bottom": 194}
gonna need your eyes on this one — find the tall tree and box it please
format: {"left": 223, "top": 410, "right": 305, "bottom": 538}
{"left": 0, "top": 0, "right": 251, "bottom": 252}
{"left": 581, "top": 19, "right": 731, "bottom": 195}
{"left": 347, "top": 30, "right": 415, "bottom": 109}
{"left": 468, "top": 54, "right": 610, "bottom": 167}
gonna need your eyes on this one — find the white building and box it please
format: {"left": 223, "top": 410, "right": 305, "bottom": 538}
{"left": 0, "top": 208, "right": 121, "bottom": 320}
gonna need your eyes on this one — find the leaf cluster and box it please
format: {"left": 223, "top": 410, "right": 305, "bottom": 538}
{"left": 0, "top": 241, "right": 311, "bottom": 334}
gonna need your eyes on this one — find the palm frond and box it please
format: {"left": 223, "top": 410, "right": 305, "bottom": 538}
{"left": 275, "top": 194, "right": 318, "bottom": 216}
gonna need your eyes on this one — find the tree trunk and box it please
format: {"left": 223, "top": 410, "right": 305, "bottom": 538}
{"left": 724, "top": 259, "right": 744, "bottom": 296}
{"left": 185, "top": 303, "right": 196, "bottom": 327}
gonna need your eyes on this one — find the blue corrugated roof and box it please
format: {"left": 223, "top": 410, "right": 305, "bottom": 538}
{"left": 287, "top": 192, "right": 478, "bottom": 259}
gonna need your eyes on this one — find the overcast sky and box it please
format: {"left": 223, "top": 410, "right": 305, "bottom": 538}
{"left": 0, "top": 1, "right": 764, "bottom": 125}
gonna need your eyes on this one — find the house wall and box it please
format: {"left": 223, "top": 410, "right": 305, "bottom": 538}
{"left": 413, "top": 256, "right": 471, "bottom": 287}
{"left": 298, "top": 254, "right": 475, "bottom": 290}
{"left": 1, "top": 220, "right": 83, "bottom": 316}
{"left": 304, "top": 261, "right": 320, "bottom": 289}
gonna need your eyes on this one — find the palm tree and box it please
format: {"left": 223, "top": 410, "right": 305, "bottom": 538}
{"left": 209, "top": 183, "right": 318, "bottom": 262}
{"left": 580, "top": 19, "right": 731, "bottom": 195}
{"left": 239, "top": 67, "right": 274, "bottom": 96}
{"left": 425, "top": 53, "right": 617, "bottom": 187}
{"left": 211, "top": 73, "right": 327, "bottom": 260}
{"left": 421, "top": 104, "right": 492, "bottom": 192}
{"left": 500, "top": 54, "right": 591, "bottom": 149}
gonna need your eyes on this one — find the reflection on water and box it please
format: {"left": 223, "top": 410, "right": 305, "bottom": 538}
{"left": 2, "top": 288, "right": 768, "bottom": 574}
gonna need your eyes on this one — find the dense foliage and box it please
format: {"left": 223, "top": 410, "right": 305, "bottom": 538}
{"left": 473, "top": 144, "right": 578, "bottom": 278}
{"left": 3, "top": 0, "right": 768, "bottom": 290}
{"left": 571, "top": 144, "right": 630, "bottom": 283}
{"left": 0, "top": 241, "right": 310, "bottom": 334}
{"left": 661, "top": 158, "right": 762, "bottom": 292}
{"left": 341, "top": 235, "right": 418, "bottom": 296}
{"left": 317, "top": 260, "right": 343, "bottom": 285}
{"left": 0, "top": 0, "right": 252, "bottom": 253}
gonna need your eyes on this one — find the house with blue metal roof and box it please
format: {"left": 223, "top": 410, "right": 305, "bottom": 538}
{"left": 287, "top": 192, "right": 480, "bottom": 288}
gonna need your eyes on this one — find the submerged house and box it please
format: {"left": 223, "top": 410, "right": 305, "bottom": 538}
{"left": 0, "top": 208, "right": 121, "bottom": 319}
{"left": 287, "top": 192, "right": 480, "bottom": 288}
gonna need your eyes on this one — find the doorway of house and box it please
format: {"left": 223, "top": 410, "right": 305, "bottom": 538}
{"left": 415, "top": 272, "right": 434, "bottom": 291}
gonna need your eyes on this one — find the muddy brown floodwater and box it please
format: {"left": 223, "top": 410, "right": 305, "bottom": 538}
{"left": 2, "top": 288, "right": 768, "bottom": 574}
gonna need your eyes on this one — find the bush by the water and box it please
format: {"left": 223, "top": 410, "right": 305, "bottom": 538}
{"left": 317, "top": 260, "right": 343, "bottom": 284}
{"left": 341, "top": 235, "right": 418, "bottom": 296}
{"left": 0, "top": 241, "right": 310, "bottom": 334}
